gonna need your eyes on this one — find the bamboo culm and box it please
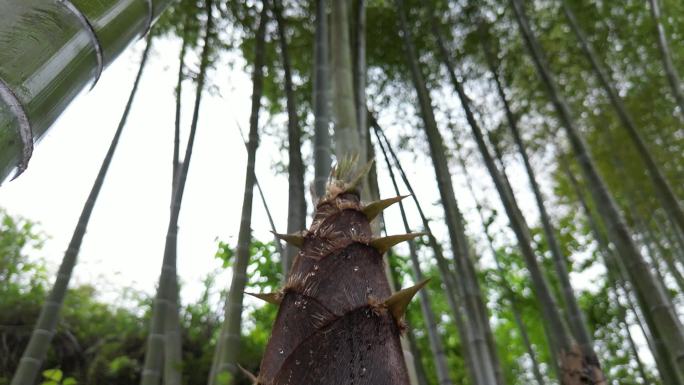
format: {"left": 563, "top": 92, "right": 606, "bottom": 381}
{"left": 312, "top": 0, "right": 332, "bottom": 198}
{"left": 140, "top": 2, "right": 214, "bottom": 383}
{"left": 371, "top": 117, "right": 482, "bottom": 384}
{"left": 431, "top": 9, "right": 588, "bottom": 381}
{"left": 377, "top": 132, "right": 454, "bottom": 385}
{"left": 164, "top": 13, "right": 192, "bottom": 385}
{"left": 273, "top": 0, "right": 306, "bottom": 277}
{"left": 211, "top": 3, "right": 268, "bottom": 383}
{"left": 330, "top": 0, "right": 364, "bottom": 165}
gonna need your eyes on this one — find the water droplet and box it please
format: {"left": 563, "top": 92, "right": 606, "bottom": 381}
{"left": 295, "top": 360, "right": 301, "bottom": 366}
{"left": 353, "top": 266, "right": 359, "bottom": 272}
{"left": 360, "top": 367, "right": 367, "bottom": 376}
{"left": 279, "top": 347, "right": 284, "bottom": 355}
{"left": 313, "top": 264, "right": 319, "bottom": 271}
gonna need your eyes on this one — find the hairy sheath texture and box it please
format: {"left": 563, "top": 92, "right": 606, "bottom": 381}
{"left": 257, "top": 188, "right": 410, "bottom": 385}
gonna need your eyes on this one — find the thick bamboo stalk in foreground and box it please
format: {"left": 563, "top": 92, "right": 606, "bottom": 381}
{"left": 0, "top": 0, "right": 173, "bottom": 181}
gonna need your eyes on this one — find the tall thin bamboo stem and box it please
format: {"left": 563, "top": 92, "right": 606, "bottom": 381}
{"left": 140, "top": 1, "right": 214, "bottom": 383}
{"left": 211, "top": 3, "right": 267, "bottom": 383}
{"left": 431, "top": 11, "right": 581, "bottom": 380}
{"left": 330, "top": 0, "right": 363, "bottom": 163}
{"left": 377, "top": 133, "right": 454, "bottom": 385}
{"left": 371, "top": 116, "right": 479, "bottom": 383}
{"left": 273, "top": 0, "right": 306, "bottom": 277}
{"left": 312, "top": 0, "right": 331, "bottom": 197}
{"left": 164, "top": 16, "right": 191, "bottom": 384}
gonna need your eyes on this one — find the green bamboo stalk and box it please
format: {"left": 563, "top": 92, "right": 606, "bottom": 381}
{"left": 641, "top": 217, "right": 684, "bottom": 294}
{"left": 210, "top": 3, "right": 268, "bottom": 383}
{"left": 352, "top": 0, "right": 367, "bottom": 156}
{"left": 377, "top": 131, "right": 454, "bottom": 385}
{"left": 162, "top": 11, "right": 192, "bottom": 385}
{"left": 614, "top": 288, "right": 654, "bottom": 385}
{"left": 272, "top": 0, "right": 306, "bottom": 277}
{"left": 140, "top": 2, "right": 214, "bottom": 384}
{"left": 234, "top": 120, "right": 285, "bottom": 259}
{"left": 0, "top": 0, "right": 172, "bottom": 181}
{"left": 330, "top": 0, "right": 364, "bottom": 165}
{"left": 312, "top": 0, "right": 331, "bottom": 198}
{"left": 10, "top": 36, "right": 152, "bottom": 385}
{"left": 371, "top": 117, "right": 480, "bottom": 385}
{"left": 651, "top": 211, "right": 684, "bottom": 274}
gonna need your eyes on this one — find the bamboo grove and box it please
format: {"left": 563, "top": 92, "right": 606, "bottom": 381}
{"left": 0, "top": 0, "right": 683, "bottom": 384}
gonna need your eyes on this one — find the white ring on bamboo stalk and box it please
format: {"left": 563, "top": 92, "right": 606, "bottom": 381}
{"left": 0, "top": 77, "right": 33, "bottom": 180}
{"left": 142, "top": 0, "right": 154, "bottom": 37}
{"left": 57, "top": 0, "right": 104, "bottom": 89}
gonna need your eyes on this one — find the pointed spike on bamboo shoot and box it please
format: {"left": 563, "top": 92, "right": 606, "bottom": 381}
{"left": 385, "top": 278, "right": 431, "bottom": 321}
{"left": 361, "top": 195, "right": 410, "bottom": 221}
{"left": 271, "top": 231, "right": 305, "bottom": 247}
{"left": 369, "top": 232, "right": 428, "bottom": 254}
{"left": 245, "top": 291, "right": 282, "bottom": 305}
{"left": 346, "top": 158, "right": 375, "bottom": 191}
{"left": 237, "top": 364, "right": 259, "bottom": 384}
